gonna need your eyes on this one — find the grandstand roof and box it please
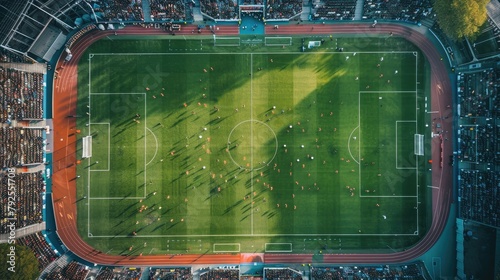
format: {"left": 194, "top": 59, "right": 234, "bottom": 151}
{"left": 29, "top": 24, "right": 67, "bottom": 61}
{"left": 487, "top": 0, "right": 500, "bottom": 29}
{"left": 0, "top": 0, "right": 94, "bottom": 59}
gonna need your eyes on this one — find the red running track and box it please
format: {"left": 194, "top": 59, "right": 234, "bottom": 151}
{"left": 51, "top": 23, "right": 452, "bottom": 265}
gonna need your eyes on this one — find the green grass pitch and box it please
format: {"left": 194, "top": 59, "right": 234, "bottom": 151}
{"left": 75, "top": 36, "right": 432, "bottom": 255}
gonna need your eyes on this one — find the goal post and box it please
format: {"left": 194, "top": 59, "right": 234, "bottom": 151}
{"left": 414, "top": 134, "right": 424, "bottom": 156}
{"left": 265, "top": 37, "right": 292, "bottom": 46}
{"left": 83, "top": 136, "right": 92, "bottom": 158}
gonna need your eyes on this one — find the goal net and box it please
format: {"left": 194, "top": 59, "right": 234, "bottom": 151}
{"left": 414, "top": 134, "right": 424, "bottom": 156}
{"left": 83, "top": 136, "right": 92, "bottom": 158}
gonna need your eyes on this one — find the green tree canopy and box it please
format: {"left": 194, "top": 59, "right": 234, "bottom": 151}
{"left": 434, "top": 0, "right": 490, "bottom": 40}
{"left": 0, "top": 243, "right": 40, "bottom": 280}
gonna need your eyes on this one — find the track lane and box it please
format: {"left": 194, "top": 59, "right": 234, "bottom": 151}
{"left": 52, "top": 23, "right": 452, "bottom": 265}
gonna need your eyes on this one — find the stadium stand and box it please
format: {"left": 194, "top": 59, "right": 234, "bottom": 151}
{"left": 458, "top": 124, "right": 497, "bottom": 164}
{"left": 150, "top": 0, "right": 189, "bottom": 22}
{"left": 457, "top": 67, "right": 500, "bottom": 230}
{"left": 95, "top": 267, "right": 116, "bottom": 280}
{"left": 93, "top": 267, "right": 144, "bottom": 279}
{"left": 458, "top": 169, "right": 499, "bottom": 227}
{"left": 93, "top": 0, "right": 144, "bottom": 21}
{"left": 17, "top": 232, "right": 58, "bottom": 271}
{"left": 311, "top": 263, "right": 426, "bottom": 279}
{"left": 458, "top": 70, "right": 499, "bottom": 118}
{"left": 0, "top": 67, "right": 44, "bottom": 123}
{"left": 362, "top": 0, "right": 432, "bottom": 23}
{"left": 66, "top": 24, "right": 98, "bottom": 48}
{"left": 0, "top": 49, "right": 31, "bottom": 63}
{"left": 0, "top": 128, "right": 45, "bottom": 166}
{"left": 265, "top": 267, "right": 303, "bottom": 280}
{"left": 200, "top": 267, "right": 240, "bottom": 280}
{"left": 266, "top": 0, "right": 302, "bottom": 20}
{"left": 311, "top": 0, "right": 356, "bottom": 21}
{"left": 0, "top": 171, "right": 44, "bottom": 233}
{"left": 148, "top": 267, "right": 193, "bottom": 279}
{"left": 44, "top": 261, "right": 90, "bottom": 280}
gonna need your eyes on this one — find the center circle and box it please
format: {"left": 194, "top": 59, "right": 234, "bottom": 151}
{"left": 227, "top": 120, "right": 278, "bottom": 171}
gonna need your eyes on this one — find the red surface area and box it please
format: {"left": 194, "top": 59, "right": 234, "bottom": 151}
{"left": 52, "top": 23, "right": 452, "bottom": 265}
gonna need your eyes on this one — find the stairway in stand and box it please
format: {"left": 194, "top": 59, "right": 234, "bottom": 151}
{"left": 193, "top": 0, "right": 204, "bottom": 22}
{"left": 301, "top": 0, "right": 311, "bottom": 21}
{"left": 354, "top": 0, "right": 364, "bottom": 20}
{"left": 142, "top": 0, "right": 152, "bottom": 22}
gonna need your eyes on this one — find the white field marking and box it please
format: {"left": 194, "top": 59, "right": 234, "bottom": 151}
{"left": 90, "top": 51, "right": 416, "bottom": 56}
{"left": 87, "top": 52, "right": 421, "bottom": 238}
{"left": 144, "top": 91, "right": 147, "bottom": 198}
{"left": 415, "top": 52, "right": 419, "bottom": 235}
{"left": 226, "top": 120, "right": 278, "bottom": 171}
{"left": 87, "top": 56, "right": 91, "bottom": 235}
{"left": 86, "top": 61, "right": 148, "bottom": 234}
{"left": 88, "top": 123, "right": 111, "bottom": 172}
{"left": 250, "top": 53, "right": 254, "bottom": 235}
{"left": 145, "top": 127, "right": 158, "bottom": 166}
{"left": 348, "top": 126, "right": 360, "bottom": 164}
{"left": 89, "top": 232, "right": 418, "bottom": 238}
{"left": 89, "top": 197, "right": 146, "bottom": 200}
{"left": 358, "top": 90, "right": 361, "bottom": 198}
{"left": 265, "top": 243, "right": 292, "bottom": 252}
{"left": 213, "top": 243, "right": 241, "bottom": 252}
{"left": 89, "top": 92, "right": 147, "bottom": 95}
{"left": 358, "top": 91, "right": 418, "bottom": 198}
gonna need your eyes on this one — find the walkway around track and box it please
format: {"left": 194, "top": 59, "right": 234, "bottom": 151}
{"left": 51, "top": 23, "right": 453, "bottom": 265}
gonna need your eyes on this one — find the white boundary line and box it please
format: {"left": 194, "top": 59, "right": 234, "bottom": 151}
{"left": 89, "top": 197, "right": 145, "bottom": 200}
{"left": 265, "top": 243, "right": 292, "bottom": 253}
{"left": 84, "top": 51, "right": 423, "bottom": 239}
{"left": 250, "top": 53, "right": 254, "bottom": 235}
{"left": 90, "top": 51, "right": 416, "bottom": 56}
{"left": 87, "top": 54, "right": 92, "bottom": 236}
{"left": 143, "top": 94, "right": 147, "bottom": 198}
{"left": 213, "top": 243, "right": 241, "bottom": 253}
{"left": 415, "top": 52, "right": 419, "bottom": 235}
{"left": 358, "top": 91, "right": 417, "bottom": 198}
{"left": 395, "top": 120, "right": 417, "bottom": 170}
{"left": 90, "top": 92, "right": 147, "bottom": 95}
{"left": 89, "top": 233, "right": 418, "bottom": 238}
{"left": 87, "top": 53, "right": 149, "bottom": 236}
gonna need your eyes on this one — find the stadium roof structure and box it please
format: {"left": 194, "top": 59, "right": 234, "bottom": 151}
{"left": 487, "top": 0, "right": 500, "bottom": 29}
{"left": 0, "top": 0, "right": 97, "bottom": 60}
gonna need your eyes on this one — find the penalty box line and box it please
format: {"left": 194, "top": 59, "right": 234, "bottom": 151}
{"left": 358, "top": 91, "right": 418, "bottom": 199}
{"left": 86, "top": 92, "right": 148, "bottom": 236}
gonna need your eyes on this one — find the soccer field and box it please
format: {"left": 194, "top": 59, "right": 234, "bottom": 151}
{"left": 75, "top": 36, "right": 432, "bottom": 255}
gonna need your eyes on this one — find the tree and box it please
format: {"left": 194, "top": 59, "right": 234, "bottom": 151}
{"left": 434, "top": 0, "right": 489, "bottom": 40}
{"left": 0, "top": 243, "right": 40, "bottom": 280}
